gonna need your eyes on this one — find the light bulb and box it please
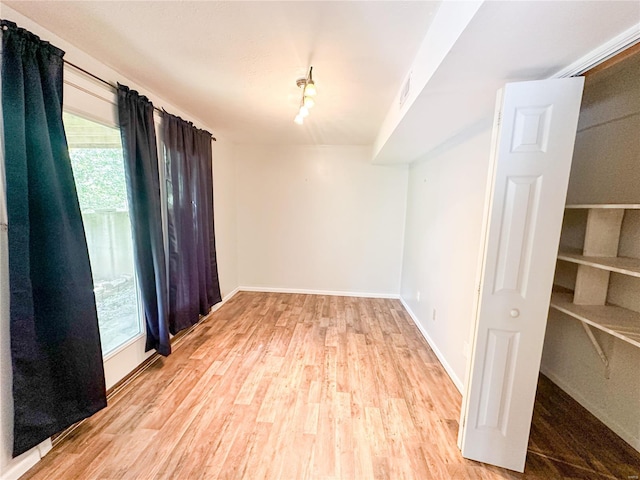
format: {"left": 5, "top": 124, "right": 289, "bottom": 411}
{"left": 303, "top": 96, "right": 315, "bottom": 109}
{"left": 305, "top": 81, "right": 317, "bottom": 96}
{"left": 294, "top": 114, "right": 304, "bottom": 125}
{"left": 299, "top": 105, "right": 309, "bottom": 118}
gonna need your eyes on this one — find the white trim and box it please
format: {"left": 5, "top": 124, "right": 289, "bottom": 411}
{"left": 0, "top": 438, "right": 51, "bottom": 480}
{"left": 399, "top": 297, "right": 464, "bottom": 393}
{"left": 539, "top": 366, "right": 640, "bottom": 452}
{"left": 1, "top": 451, "right": 39, "bottom": 480}
{"left": 552, "top": 23, "right": 640, "bottom": 78}
{"left": 238, "top": 286, "right": 399, "bottom": 299}
{"left": 215, "top": 287, "right": 241, "bottom": 309}
{"left": 63, "top": 70, "right": 118, "bottom": 130}
{"left": 63, "top": 66, "right": 116, "bottom": 106}
{"left": 102, "top": 332, "right": 146, "bottom": 362}
{"left": 35, "top": 439, "right": 51, "bottom": 460}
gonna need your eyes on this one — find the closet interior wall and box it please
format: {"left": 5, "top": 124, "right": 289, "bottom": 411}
{"left": 540, "top": 50, "right": 640, "bottom": 452}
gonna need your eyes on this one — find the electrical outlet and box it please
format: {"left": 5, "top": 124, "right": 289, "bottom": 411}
{"left": 416, "top": 291, "right": 421, "bottom": 302}
{"left": 432, "top": 308, "right": 436, "bottom": 321}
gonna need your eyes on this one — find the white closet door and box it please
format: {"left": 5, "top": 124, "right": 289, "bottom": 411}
{"left": 459, "top": 77, "right": 584, "bottom": 472}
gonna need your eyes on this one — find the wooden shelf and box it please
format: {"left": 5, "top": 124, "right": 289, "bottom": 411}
{"left": 552, "top": 204, "right": 640, "bottom": 354}
{"left": 550, "top": 292, "right": 640, "bottom": 349}
{"left": 557, "top": 248, "right": 640, "bottom": 278}
{"left": 565, "top": 204, "right": 640, "bottom": 209}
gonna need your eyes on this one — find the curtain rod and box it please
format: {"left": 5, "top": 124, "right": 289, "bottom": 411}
{"left": 64, "top": 60, "right": 217, "bottom": 141}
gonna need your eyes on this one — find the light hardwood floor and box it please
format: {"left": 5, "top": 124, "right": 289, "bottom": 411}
{"left": 20, "top": 292, "right": 640, "bottom": 479}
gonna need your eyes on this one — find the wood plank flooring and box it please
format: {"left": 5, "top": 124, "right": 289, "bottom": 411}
{"left": 20, "top": 292, "right": 640, "bottom": 479}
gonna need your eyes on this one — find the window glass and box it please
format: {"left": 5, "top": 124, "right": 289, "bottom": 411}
{"left": 64, "top": 112, "right": 142, "bottom": 356}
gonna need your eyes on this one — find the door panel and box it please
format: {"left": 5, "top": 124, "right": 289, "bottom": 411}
{"left": 494, "top": 175, "right": 541, "bottom": 295}
{"left": 476, "top": 328, "right": 519, "bottom": 434}
{"left": 459, "top": 77, "right": 584, "bottom": 472}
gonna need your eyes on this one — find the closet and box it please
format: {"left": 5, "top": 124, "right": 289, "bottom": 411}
{"left": 551, "top": 205, "right": 640, "bottom": 373}
{"left": 541, "top": 46, "right": 640, "bottom": 451}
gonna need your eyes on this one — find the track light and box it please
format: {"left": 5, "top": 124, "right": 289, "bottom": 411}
{"left": 305, "top": 81, "right": 317, "bottom": 97}
{"left": 294, "top": 66, "right": 317, "bottom": 125}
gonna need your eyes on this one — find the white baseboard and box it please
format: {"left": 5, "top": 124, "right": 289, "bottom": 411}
{"left": 238, "top": 286, "right": 400, "bottom": 299}
{"left": 218, "top": 287, "right": 240, "bottom": 306}
{"left": 540, "top": 366, "right": 640, "bottom": 452}
{"left": 1, "top": 451, "right": 40, "bottom": 480}
{"left": 204, "top": 286, "right": 240, "bottom": 317}
{"left": 1, "top": 438, "right": 51, "bottom": 480}
{"left": 399, "top": 297, "right": 464, "bottom": 393}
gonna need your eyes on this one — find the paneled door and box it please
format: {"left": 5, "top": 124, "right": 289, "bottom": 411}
{"left": 458, "top": 77, "right": 584, "bottom": 472}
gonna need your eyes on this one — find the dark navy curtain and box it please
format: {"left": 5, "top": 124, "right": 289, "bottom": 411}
{"left": 162, "top": 112, "right": 221, "bottom": 334}
{"left": 1, "top": 20, "right": 107, "bottom": 457}
{"left": 117, "top": 85, "right": 171, "bottom": 356}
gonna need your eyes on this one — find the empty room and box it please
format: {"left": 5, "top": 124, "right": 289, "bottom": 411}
{"left": 1, "top": 1, "right": 639, "bottom": 479}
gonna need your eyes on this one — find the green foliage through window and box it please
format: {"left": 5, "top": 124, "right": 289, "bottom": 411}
{"left": 69, "top": 148, "right": 128, "bottom": 212}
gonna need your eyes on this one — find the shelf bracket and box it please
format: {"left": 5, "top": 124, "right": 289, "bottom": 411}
{"left": 580, "top": 322, "right": 610, "bottom": 379}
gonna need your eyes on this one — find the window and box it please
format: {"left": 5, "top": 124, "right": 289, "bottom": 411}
{"left": 64, "top": 112, "right": 143, "bottom": 356}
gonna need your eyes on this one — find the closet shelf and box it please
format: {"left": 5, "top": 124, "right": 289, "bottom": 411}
{"left": 550, "top": 292, "right": 640, "bottom": 349}
{"left": 557, "top": 248, "right": 640, "bottom": 278}
{"left": 565, "top": 204, "right": 640, "bottom": 209}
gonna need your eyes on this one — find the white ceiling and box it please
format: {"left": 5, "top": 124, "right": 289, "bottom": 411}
{"left": 4, "top": 1, "right": 440, "bottom": 145}
{"left": 5, "top": 1, "right": 639, "bottom": 154}
{"left": 374, "top": 0, "right": 640, "bottom": 163}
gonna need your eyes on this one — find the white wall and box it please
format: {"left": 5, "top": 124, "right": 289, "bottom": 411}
{"left": 400, "top": 129, "right": 492, "bottom": 390}
{"left": 212, "top": 140, "right": 238, "bottom": 300}
{"left": 235, "top": 145, "right": 407, "bottom": 297}
{"left": 0, "top": 6, "right": 239, "bottom": 478}
{"left": 540, "top": 51, "right": 640, "bottom": 451}
{"left": 373, "top": 0, "right": 483, "bottom": 163}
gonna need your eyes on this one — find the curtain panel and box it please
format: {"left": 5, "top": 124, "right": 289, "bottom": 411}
{"left": 162, "top": 112, "right": 221, "bottom": 334}
{"left": 117, "top": 85, "right": 171, "bottom": 356}
{"left": 1, "top": 20, "right": 107, "bottom": 456}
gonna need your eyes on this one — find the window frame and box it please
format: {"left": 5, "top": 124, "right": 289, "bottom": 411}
{"left": 63, "top": 66, "right": 153, "bottom": 390}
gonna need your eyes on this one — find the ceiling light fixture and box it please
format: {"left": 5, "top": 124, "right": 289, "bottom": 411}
{"left": 294, "top": 66, "right": 317, "bottom": 125}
